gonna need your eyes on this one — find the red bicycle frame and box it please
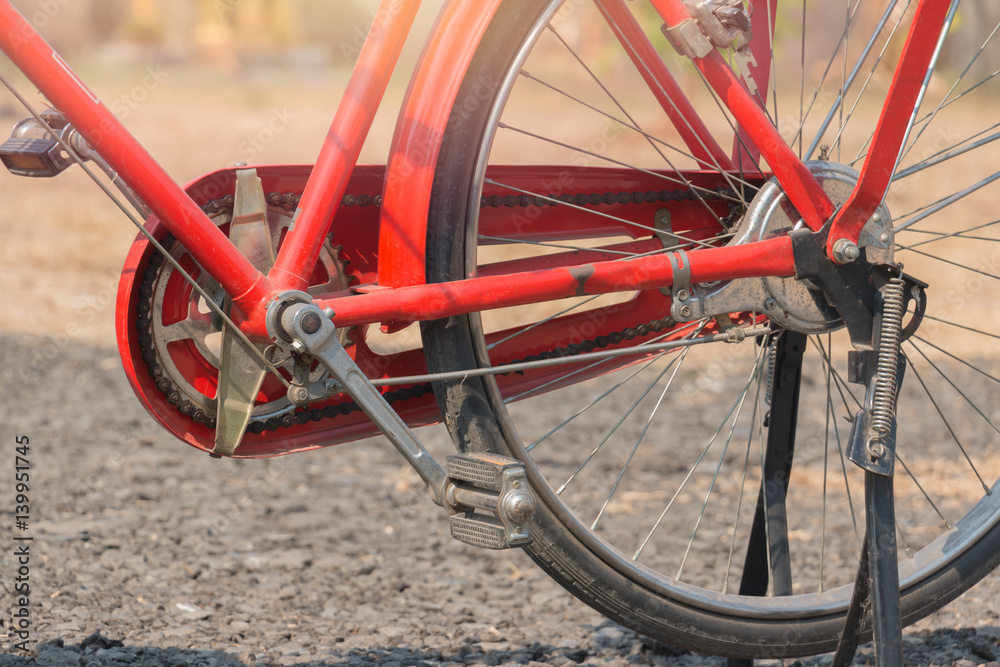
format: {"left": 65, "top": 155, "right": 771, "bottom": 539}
{"left": 0, "top": 0, "right": 951, "bottom": 339}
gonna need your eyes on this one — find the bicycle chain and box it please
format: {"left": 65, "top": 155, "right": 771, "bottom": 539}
{"left": 137, "top": 185, "right": 736, "bottom": 434}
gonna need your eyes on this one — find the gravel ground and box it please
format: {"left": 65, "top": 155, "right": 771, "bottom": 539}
{"left": 1, "top": 37, "right": 1000, "bottom": 667}
{"left": 1, "top": 333, "right": 1000, "bottom": 667}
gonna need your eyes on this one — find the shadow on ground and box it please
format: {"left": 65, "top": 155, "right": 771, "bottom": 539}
{"left": 0, "top": 626, "right": 998, "bottom": 667}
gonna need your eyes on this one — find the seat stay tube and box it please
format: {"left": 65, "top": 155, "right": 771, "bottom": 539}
{"left": 826, "top": 0, "right": 954, "bottom": 258}
{"left": 595, "top": 0, "right": 735, "bottom": 172}
{"left": 268, "top": 0, "right": 422, "bottom": 292}
{"left": 0, "top": 2, "right": 268, "bottom": 314}
{"left": 650, "top": 0, "right": 836, "bottom": 232}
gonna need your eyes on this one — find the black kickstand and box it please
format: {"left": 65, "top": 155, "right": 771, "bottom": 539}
{"left": 831, "top": 470, "right": 904, "bottom": 667}
{"left": 833, "top": 301, "right": 909, "bottom": 667}
{"left": 728, "top": 331, "right": 806, "bottom": 667}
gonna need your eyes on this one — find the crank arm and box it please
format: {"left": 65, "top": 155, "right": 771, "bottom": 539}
{"left": 273, "top": 296, "right": 450, "bottom": 505}
{"left": 267, "top": 293, "right": 536, "bottom": 548}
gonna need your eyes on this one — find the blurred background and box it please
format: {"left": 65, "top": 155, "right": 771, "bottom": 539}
{"left": 0, "top": 0, "right": 998, "bottom": 347}
{"left": 7, "top": 0, "right": 1000, "bottom": 76}
{"left": 8, "top": 0, "right": 444, "bottom": 69}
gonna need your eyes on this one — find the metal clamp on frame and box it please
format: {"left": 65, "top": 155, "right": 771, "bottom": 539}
{"left": 668, "top": 250, "right": 694, "bottom": 320}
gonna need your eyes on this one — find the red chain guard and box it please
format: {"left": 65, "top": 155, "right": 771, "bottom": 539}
{"left": 115, "top": 165, "right": 441, "bottom": 458}
{"left": 117, "top": 164, "right": 735, "bottom": 458}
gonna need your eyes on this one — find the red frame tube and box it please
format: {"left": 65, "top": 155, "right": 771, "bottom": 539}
{"left": 321, "top": 236, "right": 795, "bottom": 328}
{"left": 596, "top": 0, "right": 735, "bottom": 172}
{"left": 649, "top": 0, "right": 836, "bottom": 232}
{"left": 731, "top": 0, "right": 778, "bottom": 172}
{"left": 826, "top": 0, "right": 953, "bottom": 257}
{"left": 269, "top": 0, "right": 422, "bottom": 292}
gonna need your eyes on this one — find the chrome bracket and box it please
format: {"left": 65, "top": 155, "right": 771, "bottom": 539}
{"left": 663, "top": 18, "right": 714, "bottom": 59}
{"left": 664, "top": 1, "right": 753, "bottom": 58}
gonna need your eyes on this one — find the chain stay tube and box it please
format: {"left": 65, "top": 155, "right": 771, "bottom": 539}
{"left": 649, "top": 0, "right": 835, "bottom": 232}
{"left": 268, "top": 0, "right": 421, "bottom": 293}
{"left": 0, "top": 2, "right": 268, "bottom": 314}
{"left": 323, "top": 235, "right": 795, "bottom": 328}
{"left": 825, "top": 0, "right": 954, "bottom": 259}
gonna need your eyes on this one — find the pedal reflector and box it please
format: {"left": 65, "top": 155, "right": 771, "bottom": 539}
{"left": 0, "top": 137, "right": 73, "bottom": 177}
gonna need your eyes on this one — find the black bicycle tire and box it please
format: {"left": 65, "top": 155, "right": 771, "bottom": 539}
{"left": 421, "top": 0, "right": 1000, "bottom": 657}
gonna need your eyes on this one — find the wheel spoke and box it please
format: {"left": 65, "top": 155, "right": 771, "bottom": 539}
{"left": 534, "top": 25, "right": 757, "bottom": 204}
{"left": 904, "top": 345, "right": 992, "bottom": 494}
{"left": 591, "top": 349, "right": 690, "bottom": 529}
{"left": 676, "top": 340, "right": 769, "bottom": 581}
{"left": 897, "top": 19, "right": 1000, "bottom": 164}
{"left": 894, "top": 126, "right": 1000, "bottom": 182}
{"left": 633, "top": 336, "right": 772, "bottom": 562}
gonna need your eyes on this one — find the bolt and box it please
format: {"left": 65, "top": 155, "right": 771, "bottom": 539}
{"left": 322, "top": 306, "right": 335, "bottom": 320}
{"left": 832, "top": 238, "right": 861, "bottom": 264}
{"left": 724, "top": 328, "right": 747, "bottom": 344}
{"left": 300, "top": 311, "right": 322, "bottom": 335}
{"left": 867, "top": 439, "right": 886, "bottom": 461}
{"left": 764, "top": 297, "right": 777, "bottom": 311}
{"left": 324, "top": 379, "right": 341, "bottom": 394}
{"left": 289, "top": 385, "right": 310, "bottom": 405}
{"left": 679, "top": 305, "right": 693, "bottom": 318}
{"left": 289, "top": 340, "right": 306, "bottom": 354}
{"left": 676, "top": 289, "right": 690, "bottom": 302}
{"left": 879, "top": 231, "right": 892, "bottom": 244}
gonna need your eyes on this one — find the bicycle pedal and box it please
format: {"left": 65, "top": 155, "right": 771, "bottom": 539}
{"left": 0, "top": 136, "right": 73, "bottom": 177}
{"left": 446, "top": 453, "right": 536, "bottom": 549}
{"left": 447, "top": 452, "right": 523, "bottom": 491}
{"left": 450, "top": 513, "right": 521, "bottom": 550}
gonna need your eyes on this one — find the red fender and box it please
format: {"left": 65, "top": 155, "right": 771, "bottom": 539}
{"left": 377, "top": 0, "right": 504, "bottom": 288}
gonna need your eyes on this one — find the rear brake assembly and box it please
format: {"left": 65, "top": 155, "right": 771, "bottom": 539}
{"left": 663, "top": 0, "right": 758, "bottom": 94}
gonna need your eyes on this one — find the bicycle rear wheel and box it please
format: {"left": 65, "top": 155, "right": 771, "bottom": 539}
{"left": 423, "top": 0, "right": 1000, "bottom": 657}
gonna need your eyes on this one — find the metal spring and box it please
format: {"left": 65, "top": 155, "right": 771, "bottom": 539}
{"left": 870, "top": 276, "right": 906, "bottom": 438}
{"left": 764, "top": 342, "right": 777, "bottom": 405}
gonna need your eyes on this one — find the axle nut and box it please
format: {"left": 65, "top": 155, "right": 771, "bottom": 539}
{"left": 832, "top": 238, "right": 861, "bottom": 264}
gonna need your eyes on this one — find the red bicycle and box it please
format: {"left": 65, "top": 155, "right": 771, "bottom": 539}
{"left": 2, "top": 0, "right": 998, "bottom": 661}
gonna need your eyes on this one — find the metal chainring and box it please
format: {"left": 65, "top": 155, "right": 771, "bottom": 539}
{"left": 138, "top": 195, "right": 350, "bottom": 429}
